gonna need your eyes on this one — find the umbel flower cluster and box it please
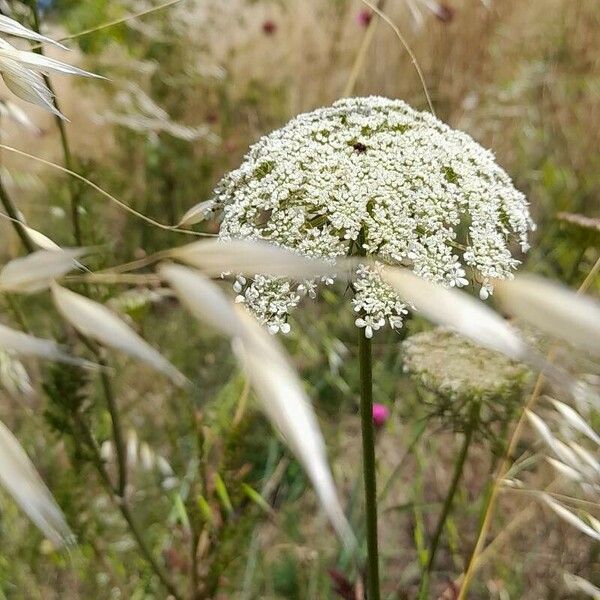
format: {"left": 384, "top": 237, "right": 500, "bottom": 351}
{"left": 402, "top": 327, "right": 530, "bottom": 436}
{"left": 212, "top": 97, "right": 535, "bottom": 336}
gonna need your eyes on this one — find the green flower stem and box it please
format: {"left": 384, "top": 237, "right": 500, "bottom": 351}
{"left": 75, "top": 412, "right": 183, "bottom": 600}
{"left": 0, "top": 178, "right": 35, "bottom": 252}
{"left": 358, "top": 328, "right": 381, "bottom": 600}
{"left": 29, "top": 2, "right": 83, "bottom": 245}
{"left": 418, "top": 403, "right": 479, "bottom": 599}
{"left": 98, "top": 354, "right": 128, "bottom": 497}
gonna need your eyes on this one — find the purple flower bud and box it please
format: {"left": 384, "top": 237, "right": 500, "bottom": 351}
{"left": 357, "top": 9, "right": 373, "bottom": 27}
{"left": 372, "top": 403, "right": 390, "bottom": 428}
{"left": 262, "top": 20, "right": 277, "bottom": 35}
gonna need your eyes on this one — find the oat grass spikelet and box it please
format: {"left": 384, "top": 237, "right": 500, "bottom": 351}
{"left": 212, "top": 96, "right": 534, "bottom": 335}
{"left": 0, "top": 15, "right": 101, "bottom": 117}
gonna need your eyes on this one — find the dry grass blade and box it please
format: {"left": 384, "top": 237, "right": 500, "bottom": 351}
{"left": 495, "top": 275, "right": 600, "bottom": 355}
{"left": 22, "top": 226, "right": 61, "bottom": 251}
{"left": 160, "top": 266, "right": 354, "bottom": 546}
{"left": 0, "top": 419, "right": 73, "bottom": 547}
{"left": 0, "top": 323, "right": 93, "bottom": 368}
{"left": 457, "top": 257, "right": 600, "bottom": 600}
{"left": 526, "top": 410, "right": 582, "bottom": 469}
{"left": 0, "top": 248, "right": 86, "bottom": 293}
{"left": 50, "top": 0, "right": 183, "bottom": 46}
{"left": 381, "top": 266, "right": 527, "bottom": 359}
{"left": 0, "top": 58, "right": 59, "bottom": 116}
{"left": 169, "top": 239, "right": 340, "bottom": 279}
{"left": 546, "top": 458, "right": 583, "bottom": 483}
{"left": 569, "top": 442, "right": 600, "bottom": 476}
{"left": 232, "top": 308, "right": 355, "bottom": 548}
{"left": 158, "top": 263, "right": 242, "bottom": 338}
{"left": 0, "top": 15, "right": 68, "bottom": 49}
{"left": 0, "top": 99, "right": 42, "bottom": 133}
{"left": 541, "top": 495, "right": 600, "bottom": 542}
{"left": 0, "top": 144, "right": 217, "bottom": 236}
{"left": 550, "top": 399, "right": 600, "bottom": 446}
{"left": 563, "top": 573, "right": 600, "bottom": 599}
{"left": 0, "top": 40, "right": 101, "bottom": 79}
{"left": 556, "top": 212, "right": 600, "bottom": 233}
{"left": 50, "top": 283, "right": 187, "bottom": 386}
{"left": 20, "top": 226, "right": 88, "bottom": 272}
{"left": 176, "top": 200, "right": 215, "bottom": 227}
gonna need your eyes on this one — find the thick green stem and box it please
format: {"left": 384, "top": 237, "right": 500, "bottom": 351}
{"left": 358, "top": 329, "right": 380, "bottom": 600}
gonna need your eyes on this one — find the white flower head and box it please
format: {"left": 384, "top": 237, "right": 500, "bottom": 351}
{"left": 212, "top": 97, "right": 535, "bottom": 335}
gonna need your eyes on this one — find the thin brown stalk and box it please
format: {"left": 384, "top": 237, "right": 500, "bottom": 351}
{"left": 359, "top": 0, "right": 435, "bottom": 115}
{"left": 65, "top": 273, "right": 162, "bottom": 285}
{"left": 440, "top": 478, "right": 563, "bottom": 599}
{"left": 39, "top": 0, "right": 183, "bottom": 47}
{"left": 0, "top": 144, "right": 216, "bottom": 236}
{"left": 343, "top": 0, "right": 386, "bottom": 98}
{"left": 4, "top": 212, "right": 183, "bottom": 600}
{"left": 28, "top": 2, "right": 83, "bottom": 245}
{"left": 75, "top": 412, "right": 183, "bottom": 600}
{"left": 0, "top": 178, "right": 34, "bottom": 252}
{"left": 457, "top": 256, "right": 600, "bottom": 599}
{"left": 98, "top": 356, "right": 128, "bottom": 497}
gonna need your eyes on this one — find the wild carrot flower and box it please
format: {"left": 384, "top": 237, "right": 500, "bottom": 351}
{"left": 402, "top": 327, "right": 530, "bottom": 434}
{"left": 211, "top": 97, "right": 534, "bottom": 335}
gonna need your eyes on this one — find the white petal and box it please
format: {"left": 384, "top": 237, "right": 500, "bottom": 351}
{"left": 495, "top": 275, "right": 600, "bottom": 355}
{"left": 0, "top": 248, "right": 85, "bottom": 293}
{"left": 51, "top": 283, "right": 186, "bottom": 386}
{"left": 0, "top": 419, "right": 73, "bottom": 546}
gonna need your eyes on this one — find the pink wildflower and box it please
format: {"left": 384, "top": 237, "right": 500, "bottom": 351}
{"left": 372, "top": 403, "right": 390, "bottom": 428}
